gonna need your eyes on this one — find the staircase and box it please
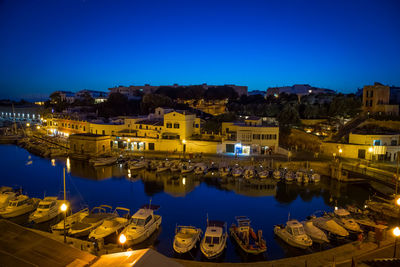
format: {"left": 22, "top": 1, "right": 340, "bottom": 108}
{"left": 330, "top": 114, "right": 367, "bottom": 142}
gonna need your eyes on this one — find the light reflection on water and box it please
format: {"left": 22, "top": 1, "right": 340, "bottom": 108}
{"left": 0, "top": 145, "right": 372, "bottom": 262}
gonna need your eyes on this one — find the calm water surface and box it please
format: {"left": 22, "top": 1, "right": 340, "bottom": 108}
{"left": 0, "top": 145, "right": 373, "bottom": 262}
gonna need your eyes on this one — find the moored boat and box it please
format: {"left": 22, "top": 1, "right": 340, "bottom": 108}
{"left": 200, "top": 220, "right": 227, "bottom": 259}
{"left": 89, "top": 207, "right": 130, "bottom": 240}
{"left": 194, "top": 163, "right": 207, "bottom": 175}
{"left": 51, "top": 207, "right": 89, "bottom": 234}
{"left": 229, "top": 216, "right": 267, "bottom": 255}
{"left": 89, "top": 157, "right": 117, "bottom": 167}
{"left": 243, "top": 167, "right": 255, "bottom": 180}
{"left": 232, "top": 167, "right": 243, "bottom": 178}
{"left": 330, "top": 209, "right": 362, "bottom": 233}
{"left": 29, "top": 197, "right": 65, "bottom": 224}
{"left": 0, "top": 187, "right": 18, "bottom": 209}
{"left": 0, "top": 194, "right": 40, "bottom": 218}
{"left": 309, "top": 215, "right": 349, "bottom": 239}
{"left": 173, "top": 225, "right": 202, "bottom": 254}
{"left": 274, "top": 219, "right": 312, "bottom": 249}
{"left": 302, "top": 221, "right": 329, "bottom": 243}
{"left": 273, "top": 169, "right": 281, "bottom": 180}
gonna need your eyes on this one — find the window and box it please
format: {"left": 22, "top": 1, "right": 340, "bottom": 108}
{"left": 391, "top": 140, "right": 397, "bottom": 146}
{"left": 145, "top": 215, "right": 152, "bottom": 225}
{"left": 146, "top": 125, "right": 148, "bottom": 130}
{"left": 370, "top": 90, "right": 373, "bottom": 97}
{"left": 366, "top": 91, "right": 368, "bottom": 98}
{"left": 102, "top": 130, "right": 105, "bottom": 135}
{"left": 83, "top": 126, "right": 85, "bottom": 131}
{"left": 148, "top": 143, "right": 155, "bottom": 150}
{"left": 370, "top": 100, "right": 372, "bottom": 106}
{"left": 365, "top": 100, "right": 369, "bottom": 107}
{"left": 174, "top": 123, "right": 180, "bottom": 129}
{"left": 253, "top": 134, "right": 260, "bottom": 140}
{"left": 62, "top": 123, "right": 64, "bottom": 127}
{"left": 102, "top": 145, "right": 105, "bottom": 152}
{"left": 166, "top": 123, "right": 172, "bottom": 128}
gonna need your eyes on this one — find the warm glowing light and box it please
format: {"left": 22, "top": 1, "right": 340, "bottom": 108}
{"left": 338, "top": 149, "right": 343, "bottom": 153}
{"left": 66, "top": 157, "right": 71, "bottom": 173}
{"left": 182, "top": 178, "right": 186, "bottom": 185}
{"left": 182, "top": 139, "right": 186, "bottom": 144}
{"left": 368, "top": 147, "right": 373, "bottom": 153}
{"left": 119, "top": 234, "right": 127, "bottom": 244}
{"left": 127, "top": 139, "right": 131, "bottom": 142}
{"left": 393, "top": 227, "right": 400, "bottom": 237}
{"left": 36, "top": 126, "right": 40, "bottom": 129}
{"left": 51, "top": 159, "right": 56, "bottom": 167}
{"left": 60, "top": 203, "right": 68, "bottom": 212}
{"left": 335, "top": 206, "right": 338, "bottom": 210}
{"left": 26, "top": 123, "right": 30, "bottom": 127}
{"left": 396, "top": 197, "right": 400, "bottom": 206}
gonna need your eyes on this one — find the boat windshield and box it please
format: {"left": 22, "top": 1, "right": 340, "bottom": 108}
{"left": 38, "top": 204, "right": 50, "bottom": 209}
{"left": 9, "top": 201, "right": 18, "bottom": 207}
{"left": 205, "top": 236, "right": 220, "bottom": 244}
{"left": 292, "top": 227, "right": 305, "bottom": 236}
{"left": 131, "top": 217, "right": 145, "bottom": 226}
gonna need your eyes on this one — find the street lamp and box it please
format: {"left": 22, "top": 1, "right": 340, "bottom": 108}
{"left": 393, "top": 227, "right": 400, "bottom": 257}
{"left": 60, "top": 203, "right": 68, "bottom": 243}
{"left": 119, "top": 233, "right": 127, "bottom": 250}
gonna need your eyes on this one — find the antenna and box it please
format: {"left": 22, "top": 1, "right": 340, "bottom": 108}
{"left": 149, "top": 198, "right": 152, "bottom": 209}
{"left": 288, "top": 212, "right": 290, "bottom": 221}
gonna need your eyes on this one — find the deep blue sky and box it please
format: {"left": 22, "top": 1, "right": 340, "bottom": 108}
{"left": 1, "top": 0, "right": 400, "bottom": 100}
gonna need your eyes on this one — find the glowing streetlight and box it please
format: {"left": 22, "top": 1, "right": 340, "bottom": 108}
{"left": 368, "top": 147, "right": 373, "bottom": 153}
{"left": 182, "top": 139, "right": 186, "bottom": 144}
{"left": 393, "top": 227, "right": 400, "bottom": 257}
{"left": 60, "top": 203, "right": 68, "bottom": 243}
{"left": 119, "top": 233, "right": 127, "bottom": 250}
{"left": 338, "top": 148, "right": 343, "bottom": 154}
{"left": 26, "top": 123, "right": 30, "bottom": 127}
{"left": 397, "top": 197, "right": 400, "bottom": 206}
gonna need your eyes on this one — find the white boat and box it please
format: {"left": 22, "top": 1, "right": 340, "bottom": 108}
{"left": 89, "top": 207, "right": 130, "bottom": 240}
{"left": 0, "top": 194, "right": 40, "bottom": 218}
{"left": 285, "top": 171, "right": 294, "bottom": 182}
{"left": 219, "top": 166, "right": 230, "bottom": 177}
{"left": 29, "top": 197, "right": 65, "bottom": 224}
{"left": 310, "top": 215, "right": 349, "bottom": 238}
{"left": 200, "top": 220, "right": 227, "bottom": 259}
{"left": 51, "top": 208, "right": 89, "bottom": 234}
{"left": 173, "top": 225, "right": 202, "bottom": 254}
{"left": 258, "top": 170, "right": 269, "bottom": 179}
{"left": 331, "top": 209, "right": 362, "bottom": 233}
{"left": 0, "top": 188, "right": 17, "bottom": 209}
{"left": 273, "top": 170, "right": 281, "bottom": 180}
{"left": 194, "top": 163, "right": 207, "bottom": 175}
{"left": 68, "top": 205, "right": 116, "bottom": 237}
{"left": 295, "top": 171, "right": 303, "bottom": 183}
{"left": 120, "top": 204, "right": 162, "bottom": 246}
{"left": 156, "top": 161, "right": 170, "bottom": 173}
{"left": 243, "top": 167, "right": 255, "bottom": 180}
{"left": 311, "top": 173, "right": 321, "bottom": 183}
{"left": 302, "top": 221, "right": 329, "bottom": 243}
{"left": 130, "top": 160, "right": 148, "bottom": 170}
{"left": 180, "top": 162, "right": 194, "bottom": 173}
{"left": 89, "top": 157, "right": 117, "bottom": 167}
{"left": 274, "top": 220, "right": 312, "bottom": 249}
{"left": 232, "top": 167, "right": 243, "bottom": 177}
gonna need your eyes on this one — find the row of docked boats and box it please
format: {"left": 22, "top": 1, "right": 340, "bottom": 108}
{"left": 124, "top": 158, "right": 321, "bottom": 182}
{"left": 274, "top": 208, "right": 365, "bottom": 249}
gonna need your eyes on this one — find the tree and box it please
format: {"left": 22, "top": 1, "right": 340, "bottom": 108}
{"left": 141, "top": 94, "right": 173, "bottom": 114}
{"left": 277, "top": 104, "right": 300, "bottom": 126}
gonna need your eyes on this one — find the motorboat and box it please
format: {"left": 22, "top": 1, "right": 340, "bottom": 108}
{"left": 68, "top": 205, "right": 116, "bottom": 237}
{"left": 194, "top": 163, "right": 207, "bottom": 175}
{"left": 0, "top": 187, "right": 18, "bottom": 209}
{"left": 232, "top": 166, "right": 243, "bottom": 178}
{"left": 180, "top": 162, "right": 194, "bottom": 173}
{"left": 272, "top": 169, "right": 281, "bottom": 180}
{"left": 229, "top": 216, "right": 267, "bottom": 255}
{"left": 258, "top": 170, "right": 269, "bottom": 179}
{"left": 156, "top": 161, "right": 170, "bottom": 173}
{"left": 89, "top": 207, "right": 131, "bottom": 240}
{"left": 243, "top": 167, "right": 255, "bottom": 180}
{"left": 89, "top": 157, "right": 117, "bottom": 167}
{"left": 0, "top": 194, "right": 40, "bottom": 218}
{"left": 330, "top": 209, "right": 362, "bottom": 233}
{"left": 311, "top": 173, "right": 321, "bottom": 183}
{"left": 200, "top": 220, "right": 227, "bottom": 259}
{"left": 173, "top": 225, "right": 202, "bottom": 254}
{"left": 170, "top": 161, "right": 181, "bottom": 172}
{"left": 130, "top": 160, "right": 148, "bottom": 171}
{"left": 295, "top": 171, "right": 303, "bottom": 183}
{"left": 119, "top": 204, "right": 162, "bottom": 246}
{"left": 285, "top": 171, "right": 294, "bottom": 182}
{"left": 51, "top": 208, "right": 89, "bottom": 234}
{"left": 274, "top": 220, "right": 312, "bottom": 249}
{"left": 29, "top": 197, "right": 65, "bottom": 224}
{"left": 302, "top": 221, "right": 329, "bottom": 243}
{"left": 219, "top": 166, "right": 231, "bottom": 177}
{"left": 309, "top": 215, "right": 349, "bottom": 239}
{"left": 146, "top": 161, "right": 158, "bottom": 171}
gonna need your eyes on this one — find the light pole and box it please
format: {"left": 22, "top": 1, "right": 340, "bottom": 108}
{"left": 368, "top": 147, "right": 373, "bottom": 163}
{"left": 60, "top": 203, "right": 68, "bottom": 243}
{"left": 393, "top": 227, "right": 400, "bottom": 257}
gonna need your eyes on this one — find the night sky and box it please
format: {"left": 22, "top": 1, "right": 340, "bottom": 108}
{"left": 1, "top": 0, "right": 400, "bottom": 100}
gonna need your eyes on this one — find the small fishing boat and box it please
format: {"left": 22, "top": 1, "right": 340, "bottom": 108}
{"left": 0, "top": 187, "right": 18, "bottom": 209}
{"left": 258, "top": 170, "right": 269, "bottom": 179}
{"left": 156, "top": 161, "right": 170, "bottom": 173}
{"left": 232, "top": 167, "right": 243, "bottom": 178}
{"left": 330, "top": 209, "right": 362, "bottom": 233}
{"left": 303, "top": 174, "right": 309, "bottom": 184}
{"left": 295, "top": 171, "right": 303, "bottom": 183}
{"left": 0, "top": 194, "right": 40, "bottom": 218}
{"left": 173, "top": 225, "right": 202, "bottom": 254}
{"left": 51, "top": 208, "right": 89, "bottom": 234}
{"left": 89, "top": 157, "right": 117, "bottom": 167}
{"left": 274, "top": 220, "right": 312, "bottom": 249}
{"left": 68, "top": 205, "right": 116, "bottom": 237}
{"left": 311, "top": 173, "right": 320, "bottom": 183}
{"left": 200, "top": 220, "right": 227, "bottom": 259}
{"left": 219, "top": 166, "right": 231, "bottom": 177}
{"left": 285, "top": 171, "right": 294, "bottom": 182}
{"left": 243, "top": 167, "right": 255, "bottom": 180}
{"left": 180, "top": 162, "right": 194, "bottom": 173}
{"left": 229, "top": 216, "right": 267, "bottom": 255}
{"left": 29, "top": 197, "right": 65, "bottom": 224}
{"left": 89, "top": 207, "right": 130, "bottom": 240}
{"left": 273, "top": 169, "right": 281, "bottom": 180}
{"left": 302, "top": 221, "right": 329, "bottom": 243}
{"left": 130, "top": 160, "right": 148, "bottom": 171}
{"left": 170, "top": 161, "right": 181, "bottom": 172}
{"left": 310, "top": 215, "right": 349, "bottom": 238}
{"left": 119, "top": 204, "right": 162, "bottom": 245}
{"left": 194, "top": 163, "right": 207, "bottom": 175}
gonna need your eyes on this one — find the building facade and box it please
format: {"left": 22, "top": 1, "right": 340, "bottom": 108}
{"left": 362, "top": 82, "right": 399, "bottom": 115}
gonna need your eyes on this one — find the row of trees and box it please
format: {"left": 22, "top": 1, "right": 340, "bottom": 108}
{"left": 155, "top": 85, "right": 238, "bottom": 100}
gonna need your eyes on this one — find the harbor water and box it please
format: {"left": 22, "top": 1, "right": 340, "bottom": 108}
{"left": 0, "top": 145, "right": 373, "bottom": 262}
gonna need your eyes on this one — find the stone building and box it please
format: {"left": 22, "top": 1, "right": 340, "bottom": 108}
{"left": 362, "top": 82, "right": 399, "bottom": 115}
{"left": 69, "top": 134, "right": 111, "bottom": 158}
